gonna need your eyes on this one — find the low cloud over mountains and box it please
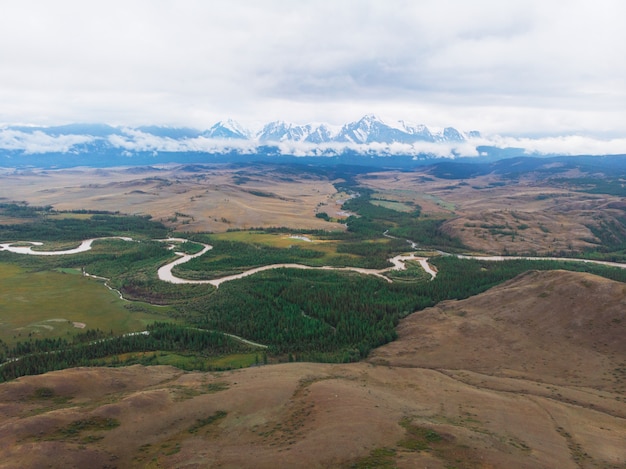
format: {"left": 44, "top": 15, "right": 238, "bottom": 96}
{"left": 1, "top": 116, "right": 625, "bottom": 164}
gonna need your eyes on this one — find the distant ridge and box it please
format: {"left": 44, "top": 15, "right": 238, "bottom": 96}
{"left": 1, "top": 115, "right": 624, "bottom": 168}
{"left": 0, "top": 115, "right": 489, "bottom": 168}
{"left": 1, "top": 115, "right": 477, "bottom": 146}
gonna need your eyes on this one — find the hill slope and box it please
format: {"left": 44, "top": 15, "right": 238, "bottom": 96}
{"left": 0, "top": 270, "right": 624, "bottom": 468}
{"left": 370, "top": 269, "right": 626, "bottom": 391}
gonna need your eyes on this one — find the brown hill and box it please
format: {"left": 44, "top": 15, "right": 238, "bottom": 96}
{"left": 1, "top": 270, "right": 625, "bottom": 468}
{"left": 357, "top": 171, "right": 626, "bottom": 256}
{"left": 370, "top": 269, "right": 626, "bottom": 391}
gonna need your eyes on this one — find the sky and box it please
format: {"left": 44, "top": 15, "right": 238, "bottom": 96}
{"left": 1, "top": 0, "right": 625, "bottom": 141}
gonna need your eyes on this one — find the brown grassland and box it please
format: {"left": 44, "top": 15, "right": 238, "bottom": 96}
{"left": 1, "top": 164, "right": 625, "bottom": 467}
{"left": 357, "top": 170, "right": 626, "bottom": 255}
{"left": 0, "top": 270, "right": 624, "bottom": 468}
{"left": 0, "top": 165, "right": 345, "bottom": 232}
{"left": 2, "top": 164, "right": 622, "bottom": 256}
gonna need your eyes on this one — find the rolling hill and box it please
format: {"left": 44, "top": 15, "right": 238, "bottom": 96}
{"left": 1, "top": 270, "right": 624, "bottom": 468}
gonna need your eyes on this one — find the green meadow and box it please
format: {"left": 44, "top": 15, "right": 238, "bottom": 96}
{"left": 370, "top": 199, "right": 415, "bottom": 212}
{"left": 96, "top": 351, "right": 261, "bottom": 371}
{"left": 185, "top": 230, "right": 369, "bottom": 270}
{"left": 0, "top": 262, "right": 169, "bottom": 346}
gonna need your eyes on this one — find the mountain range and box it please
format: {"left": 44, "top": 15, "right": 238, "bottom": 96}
{"left": 1, "top": 115, "right": 621, "bottom": 169}
{"left": 2, "top": 115, "right": 479, "bottom": 146}
{"left": 0, "top": 115, "right": 493, "bottom": 169}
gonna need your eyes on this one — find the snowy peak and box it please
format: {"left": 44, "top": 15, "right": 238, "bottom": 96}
{"left": 258, "top": 121, "right": 342, "bottom": 144}
{"left": 257, "top": 121, "right": 312, "bottom": 142}
{"left": 336, "top": 115, "right": 386, "bottom": 143}
{"left": 205, "top": 115, "right": 475, "bottom": 146}
{"left": 2, "top": 116, "right": 473, "bottom": 146}
{"left": 400, "top": 121, "right": 434, "bottom": 140}
{"left": 441, "top": 127, "right": 464, "bottom": 142}
{"left": 304, "top": 124, "right": 334, "bottom": 144}
{"left": 203, "top": 119, "right": 249, "bottom": 140}
{"left": 337, "top": 115, "right": 440, "bottom": 144}
{"left": 0, "top": 115, "right": 481, "bottom": 161}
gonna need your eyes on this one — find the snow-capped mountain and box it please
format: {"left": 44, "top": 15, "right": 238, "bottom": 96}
{"left": 203, "top": 119, "right": 250, "bottom": 140}
{"left": 440, "top": 127, "right": 464, "bottom": 143}
{"left": 336, "top": 115, "right": 423, "bottom": 144}
{"left": 1, "top": 116, "right": 477, "bottom": 148}
{"left": 0, "top": 116, "right": 490, "bottom": 169}
{"left": 252, "top": 115, "right": 477, "bottom": 145}
{"left": 398, "top": 120, "right": 435, "bottom": 141}
{"left": 257, "top": 121, "right": 314, "bottom": 143}
{"left": 1, "top": 116, "right": 621, "bottom": 170}
{"left": 303, "top": 124, "right": 335, "bottom": 144}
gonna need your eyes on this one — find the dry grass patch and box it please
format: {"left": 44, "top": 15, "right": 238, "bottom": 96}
{"left": 0, "top": 165, "right": 345, "bottom": 232}
{"left": 358, "top": 170, "right": 626, "bottom": 255}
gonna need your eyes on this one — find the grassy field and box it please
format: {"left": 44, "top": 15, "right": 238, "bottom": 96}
{"left": 204, "top": 231, "right": 358, "bottom": 265}
{"left": 370, "top": 199, "right": 415, "bottom": 212}
{"left": 208, "top": 230, "right": 324, "bottom": 248}
{"left": 46, "top": 213, "right": 94, "bottom": 220}
{"left": 0, "top": 165, "right": 344, "bottom": 233}
{"left": 368, "top": 188, "right": 457, "bottom": 214}
{"left": 0, "top": 262, "right": 170, "bottom": 346}
{"left": 385, "top": 260, "right": 433, "bottom": 283}
{"left": 29, "top": 240, "right": 87, "bottom": 251}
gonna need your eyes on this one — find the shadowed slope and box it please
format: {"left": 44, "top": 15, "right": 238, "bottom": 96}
{"left": 370, "top": 270, "right": 626, "bottom": 392}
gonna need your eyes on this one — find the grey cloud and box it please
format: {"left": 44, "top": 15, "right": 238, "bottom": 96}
{"left": 0, "top": 0, "right": 624, "bottom": 139}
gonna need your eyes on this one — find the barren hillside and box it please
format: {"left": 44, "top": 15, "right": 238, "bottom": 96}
{"left": 1, "top": 270, "right": 625, "bottom": 468}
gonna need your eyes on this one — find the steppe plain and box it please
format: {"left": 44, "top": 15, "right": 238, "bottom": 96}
{"left": 0, "top": 163, "right": 625, "bottom": 468}
{"left": 0, "top": 165, "right": 344, "bottom": 233}
{"left": 2, "top": 163, "right": 622, "bottom": 255}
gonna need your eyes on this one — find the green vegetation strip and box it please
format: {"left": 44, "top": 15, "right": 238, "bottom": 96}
{"left": 4, "top": 186, "right": 626, "bottom": 381}
{"left": 0, "top": 323, "right": 256, "bottom": 381}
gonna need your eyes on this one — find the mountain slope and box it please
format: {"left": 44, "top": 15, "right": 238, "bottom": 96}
{"left": 1, "top": 270, "right": 624, "bottom": 468}
{"left": 203, "top": 119, "right": 250, "bottom": 140}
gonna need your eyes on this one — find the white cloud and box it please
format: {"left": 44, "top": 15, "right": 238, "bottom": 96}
{"left": 493, "top": 135, "right": 626, "bottom": 156}
{"left": 0, "top": 0, "right": 624, "bottom": 141}
{"left": 0, "top": 130, "right": 93, "bottom": 154}
{"left": 1, "top": 124, "right": 625, "bottom": 158}
{"left": 107, "top": 130, "right": 259, "bottom": 154}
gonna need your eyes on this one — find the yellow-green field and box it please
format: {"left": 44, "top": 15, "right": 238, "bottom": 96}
{"left": 46, "top": 213, "right": 94, "bottom": 220}
{"left": 370, "top": 199, "right": 415, "bottom": 212}
{"left": 209, "top": 231, "right": 347, "bottom": 260}
{"left": 97, "top": 351, "right": 260, "bottom": 370}
{"left": 0, "top": 263, "right": 169, "bottom": 346}
{"left": 29, "top": 240, "right": 85, "bottom": 251}
{"left": 368, "top": 187, "right": 457, "bottom": 214}
{"left": 209, "top": 230, "right": 320, "bottom": 247}
{"left": 0, "top": 217, "right": 31, "bottom": 225}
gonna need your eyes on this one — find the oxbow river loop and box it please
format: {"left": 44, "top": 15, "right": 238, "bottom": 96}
{"left": 5, "top": 236, "right": 626, "bottom": 287}
{"left": 0, "top": 236, "right": 437, "bottom": 285}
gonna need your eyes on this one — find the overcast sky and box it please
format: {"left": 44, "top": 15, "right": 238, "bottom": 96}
{"left": 1, "top": 0, "right": 625, "bottom": 138}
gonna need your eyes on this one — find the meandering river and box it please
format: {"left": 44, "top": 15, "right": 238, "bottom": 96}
{"left": 5, "top": 236, "right": 626, "bottom": 288}
{"left": 156, "top": 241, "right": 433, "bottom": 286}
{"left": 1, "top": 236, "right": 437, "bottom": 286}
{"left": 0, "top": 237, "right": 133, "bottom": 255}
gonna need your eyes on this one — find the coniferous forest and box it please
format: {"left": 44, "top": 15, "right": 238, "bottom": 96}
{"left": 2, "top": 175, "right": 626, "bottom": 381}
